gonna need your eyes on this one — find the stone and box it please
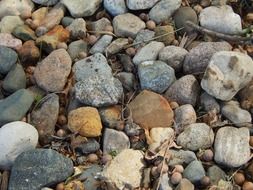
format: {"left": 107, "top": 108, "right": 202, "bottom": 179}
{"left": 87, "top": 18, "right": 112, "bottom": 32}
{"left": 183, "top": 42, "right": 232, "bottom": 74}
{"left": 200, "top": 92, "right": 220, "bottom": 113}
{"left": 2, "top": 64, "right": 26, "bottom": 93}
{"left": 32, "top": 0, "right": 59, "bottom": 6}
{"left": 68, "top": 107, "right": 103, "bottom": 137}
{"left": 239, "top": 79, "right": 253, "bottom": 110}
{"left": 126, "top": 0, "right": 159, "bottom": 10}
{"left": 124, "top": 122, "right": 143, "bottom": 137}
{"left": 116, "top": 72, "right": 136, "bottom": 91}
{"left": 133, "top": 41, "right": 165, "bottom": 65}
{"left": 154, "top": 25, "right": 175, "bottom": 45}
{"left": 34, "top": 49, "right": 72, "bottom": 92}
{"left": 0, "top": 121, "right": 38, "bottom": 170}
{"left": 30, "top": 7, "right": 48, "bottom": 29}
{"left": 0, "top": 46, "right": 18, "bottom": 75}
{"left": 207, "top": 165, "right": 227, "bottom": 185}
{"left": 75, "top": 139, "right": 100, "bottom": 154}
{"left": 66, "top": 18, "right": 87, "bottom": 40}
{"left": 80, "top": 165, "right": 102, "bottom": 190}
{"left": 159, "top": 46, "right": 188, "bottom": 72}
{"left": 200, "top": 5, "right": 242, "bottom": 35}
{"left": 128, "top": 90, "right": 174, "bottom": 129}
{"left": 103, "top": 128, "right": 130, "bottom": 154}
{"left": 175, "top": 178, "right": 194, "bottom": 190}
{"left": 133, "top": 29, "right": 155, "bottom": 48}
{"left": 0, "top": 16, "right": 24, "bottom": 33}
{"left": 168, "top": 150, "right": 197, "bottom": 166}
{"left": 105, "top": 38, "right": 128, "bottom": 55}
{"left": 149, "top": 128, "right": 174, "bottom": 151}
{"left": 0, "top": 0, "right": 34, "bottom": 19}
{"left": 183, "top": 161, "right": 205, "bottom": 183}
{"left": 0, "top": 33, "right": 22, "bottom": 50}
{"left": 90, "top": 35, "right": 113, "bottom": 54}
{"left": 174, "top": 104, "right": 197, "bottom": 133}
{"left": 138, "top": 60, "right": 175, "bottom": 93}
{"left": 8, "top": 149, "right": 74, "bottom": 190}
{"left": 113, "top": 13, "right": 145, "bottom": 38}
{"left": 214, "top": 127, "right": 251, "bottom": 167}
{"left": 99, "top": 105, "right": 122, "bottom": 128}
{"left": 0, "top": 89, "right": 34, "bottom": 126}
{"left": 61, "top": 16, "right": 74, "bottom": 27}
{"left": 221, "top": 101, "right": 252, "bottom": 127}
{"left": 12, "top": 25, "right": 36, "bottom": 41}
{"left": 149, "top": 0, "right": 182, "bottom": 23}
{"left": 104, "top": 0, "right": 127, "bottom": 16}
{"left": 177, "top": 123, "right": 214, "bottom": 151}
{"left": 61, "top": 0, "right": 102, "bottom": 18}
{"left": 118, "top": 54, "right": 135, "bottom": 73}
{"left": 201, "top": 51, "right": 253, "bottom": 101}
{"left": 67, "top": 40, "right": 88, "bottom": 61}
{"left": 102, "top": 149, "right": 144, "bottom": 189}
{"left": 159, "top": 173, "right": 173, "bottom": 190}
{"left": 17, "top": 40, "right": 40, "bottom": 64}
{"left": 165, "top": 75, "right": 200, "bottom": 106}
{"left": 30, "top": 93, "right": 59, "bottom": 145}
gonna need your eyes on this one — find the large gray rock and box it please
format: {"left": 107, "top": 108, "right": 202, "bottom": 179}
{"left": 67, "top": 40, "right": 88, "bottom": 61}
{"left": 183, "top": 161, "right": 205, "bottom": 183}
{"left": 207, "top": 165, "right": 227, "bottom": 186}
{"left": 104, "top": 0, "right": 127, "bottom": 16}
{"left": 8, "top": 149, "right": 74, "bottom": 190}
{"left": 0, "top": 121, "right": 38, "bottom": 170}
{"left": 0, "top": 46, "right": 17, "bottom": 75}
{"left": 126, "top": 0, "right": 159, "bottom": 10}
{"left": 214, "top": 127, "right": 251, "bottom": 167}
{"left": 0, "top": 16, "right": 24, "bottom": 33}
{"left": 80, "top": 164, "right": 102, "bottom": 190}
{"left": 201, "top": 51, "right": 253, "bottom": 101}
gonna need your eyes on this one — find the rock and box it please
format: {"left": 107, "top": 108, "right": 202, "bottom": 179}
{"left": 68, "top": 107, "right": 103, "bottom": 137}
{"left": 138, "top": 60, "right": 175, "bottom": 93}
{"left": 239, "top": 79, "right": 253, "bottom": 110}
{"left": 175, "top": 178, "right": 194, "bottom": 190}
{"left": 17, "top": 40, "right": 40, "bottom": 64}
{"left": 149, "top": 0, "right": 182, "bottom": 24}
{"left": 80, "top": 165, "right": 102, "bottom": 190}
{"left": 0, "top": 16, "right": 24, "bottom": 33}
{"left": 207, "top": 165, "right": 227, "bottom": 185}
{"left": 183, "top": 161, "right": 205, "bottom": 183}
{"left": 87, "top": 18, "right": 112, "bottom": 32}
{"left": 124, "top": 122, "right": 143, "bottom": 137}
{"left": 0, "top": 121, "right": 38, "bottom": 170}
{"left": 30, "top": 7, "right": 48, "bottom": 29}
{"left": 126, "top": 0, "right": 159, "bottom": 10}
{"left": 67, "top": 40, "right": 88, "bottom": 61}
{"left": 34, "top": 49, "right": 72, "bottom": 92}
{"left": 116, "top": 72, "right": 136, "bottom": 91}
{"left": 66, "top": 18, "right": 87, "bottom": 40}
{"left": 165, "top": 75, "right": 200, "bottom": 106}
{"left": 159, "top": 46, "right": 188, "bottom": 72}
{"left": 12, "top": 25, "right": 36, "bottom": 41}
{"left": 133, "top": 29, "right": 155, "bottom": 49}
{"left": 133, "top": 41, "right": 165, "bottom": 65}
{"left": 30, "top": 93, "right": 59, "bottom": 145}
{"left": 0, "top": 0, "right": 34, "bottom": 19}
{"left": 104, "top": 0, "right": 127, "bottom": 16}
{"left": 32, "top": 0, "right": 59, "bottom": 6}
{"left": 200, "top": 5, "right": 242, "bottom": 35}
{"left": 246, "top": 162, "right": 253, "bottom": 181}
{"left": 168, "top": 150, "right": 197, "bottom": 166}
{"left": 61, "top": 16, "right": 74, "bottom": 27}
{"left": 8, "top": 149, "right": 73, "bottom": 190}
{"left": 0, "top": 46, "right": 18, "bottom": 75}
{"left": 201, "top": 51, "right": 253, "bottom": 101}
{"left": 90, "top": 35, "right": 113, "bottom": 54}
{"left": 61, "top": 0, "right": 102, "bottom": 18}
{"left": 183, "top": 42, "right": 232, "bottom": 74}
{"left": 75, "top": 139, "right": 100, "bottom": 154}
{"left": 0, "top": 33, "right": 22, "bottom": 50}
{"left": 113, "top": 13, "right": 145, "bottom": 38}
{"left": 103, "top": 128, "right": 130, "bottom": 154}
{"left": 154, "top": 25, "right": 175, "bottom": 45}
{"left": 159, "top": 173, "right": 173, "bottom": 190}
{"left": 149, "top": 128, "right": 174, "bottom": 151}
{"left": 105, "top": 38, "right": 129, "bottom": 55}
{"left": 128, "top": 90, "right": 174, "bottom": 129}
{"left": 99, "top": 105, "right": 122, "bottom": 128}
{"left": 2, "top": 64, "right": 26, "bottom": 93}
{"left": 0, "top": 89, "right": 34, "bottom": 126}
{"left": 118, "top": 54, "right": 135, "bottom": 73}
{"left": 174, "top": 104, "right": 197, "bottom": 133}
{"left": 102, "top": 149, "right": 144, "bottom": 189}
{"left": 214, "top": 127, "right": 251, "bottom": 167}
{"left": 221, "top": 101, "right": 252, "bottom": 127}
{"left": 177, "top": 123, "right": 214, "bottom": 151}
{"left": 200, "top": 92, "right": 220, "bottom": 113}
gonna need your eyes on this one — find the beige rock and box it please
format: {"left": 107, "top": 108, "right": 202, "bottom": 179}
{"left": 154, "top": 25, "right": 175, "bottom": 45}
{"left": 0, "top": 33, "right": 22, "bottom": 50}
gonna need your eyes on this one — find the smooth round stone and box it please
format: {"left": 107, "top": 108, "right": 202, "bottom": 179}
{"left": 183, "top": 161, "right": 205, "bottom": 183}
{"left": 0, "top": 121, "right": 38, "bottom": 170}
{"left": 0, "top": 46, "right": 18, "bottom": 75}
{"left": 104, "top": 0, "right": 127, "bottom": 16}
{"left": 61, "top": 16, "right": 74, "bottom": 27}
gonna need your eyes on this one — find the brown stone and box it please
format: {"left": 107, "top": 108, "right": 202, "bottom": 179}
{"left": 154, "top": 25, "right": 175, "bottom": 45}
{"left": 99, "top": 105, "right": 122, "bottom": 128}
{"left": 30, "top": 7, "right": 48, "bottom": 29}
{"left": 17, "top": 40, "right": 40, "bottom": 64}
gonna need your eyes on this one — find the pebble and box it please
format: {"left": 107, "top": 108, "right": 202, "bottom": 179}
{"left": 200, "top": 92, "right": 220, "bottom": 113}
{"left": 207, "top": 165, "right": 227, "bottom": 185}
{"left": 128, "top": 90, "right": 174, "bottom": 129}
{"left": 67, "top": 40, "right": 88, "bottom": 61}
{"left": 154, "top": 25, "right": 175, "bottom": 45}
{"left": 105, "top": 38, "right": 129, "bottom": 55}
{"left": 183, "top": 42, "right": 232, "bottom": 74}
{"left": 30, "top": 93, "right": 59, "bottom": 145}
{"left": 165, "top": 75, "right": 200, "bottom": 106}
{"left": 113, "top": 13, "right": 146, "bottom": 38}
{"left": 0, "top": 121, "right": 38, "bottom": 170}
{"left": 149, "top": 0, "right": 182, "bottom": 23}
{"left": 118, "top": 54, "right": 135, "bottom": 72}
{"left": 239, "top": 79, "right": 253, "bottom": 110}
{"left": 175, "top": 178, "right": 194, "bottom": 190}
{"left": 68, "top": 107, "right": 103, "bottom": 137}
{"left": 133, "top": 41, "right": 165, "bottom": 65}
{"left": 199, "top": 5, "right": 242, "bottom": 35}
{"left": 99, "top": 105, "right": 122, "bottom": 128}
{"left": 183, "top": 161, "right": 205, "bottom": 183}
{"left": 149, "top": 128, "right": 174, "bottom": 151}
{"left": 126, "top": 0, "right": 159, "bottom": 10}
{"left": 138, "top": 60, "right": 176, "bottom": 93}
{"left": 61, "top": 0, "right": 102, "bottom": 18}
{"left": 214, "top": 127, "right": 251, "bottom": 167}
{"left": 90, "top": 35, "right": 113, "bottom": 54}
{"left": 103, "top": 128, "right": 130, "bottom": 154}
{"left": 168, "top": 150, "right": 197, "bottom": 166}
{"left": 177, "top": 123, "right": 214, "bottom": 151}
{"left": 0, "top": 46, "right": 17, "bottom": 75}
{"left": 61, "top": 16, "right": 74, "bottom": 27}
{"left": 133, "top": 29, "right": 155, "bottom": 49}
{"left": 87, "top": 18, "right": 112, "bottom": 32}
{"left": 0, "top": 89, "right": 34, "bottom": 126}
{"left": 201, "top": 51, "right": 253, "bottom": 101}
{"left": 12, "top": 25, "right": 36, "bottom": 41}
{"left": 34, "top": 49, "right": 72, "bottom": 92}
{"left": 66, "top": 18, "right": 87, "bottom": 40}
{"left": 75, "top": 138, "right": 100, "bottom": 154}
{"left": 17, "top": 40, "right": 40, "bottom": 64}
{"left": 159, "top": 173, "right": 173, "bottom": 190}
{"left": 124, "top": 122, "right": 143, "bottom": 137}
{"left": 2, "top": 64, "right": 26, "bottom": 93}
{"left": 104, "top": 0, "right": 127, "bottom": 16}
{"left": 8, "top": 149, "right": 74, "bottom": 190}
{"left": 116, "top": 72, "right": 136, "bottom": 91}
{"left": 102, "top": 149, "right": 144, "bottom": 189}
{"left": 221, "top": 101, "right": 252, "bottom": 127}
{"left": 32, "top": 0, "right": 59, "bottom": 6}
{"left": 159, "top": 46, "right": 188, "bottom": 72}
{"left": 0, "top": 16, "right": 24, "bottom": 33}
{"left": 0, "top": 33, "right": 22, "bottom": 50}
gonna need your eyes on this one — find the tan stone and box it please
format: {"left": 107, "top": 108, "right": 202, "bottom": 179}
{"left": 68, "top": 107, "right": 103, "bottom": 137}
{"left": 99, "top": 105, "right": 122, "bottom": 128}
{"left": 17, "top": 40, "right": 40, "bottom": 64}
{"left": 154, "top": 25, "right": 175, "bottom": 45}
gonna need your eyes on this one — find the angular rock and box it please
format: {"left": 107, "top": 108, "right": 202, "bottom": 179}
{"left": 126, "top": 0, "right": 159, "bottom": 10}
{"left": 12, "top": 25, "right": 36, "bottom": 41}
{"left": 80, "top": 165, "right": 102, "bottom": 190}
{"left": 105, "top": 38, "right": 128, "bottom": 55}
{"left": 0, "top": 33, "right": 22, "bottom": 50}
{"left": 183, "top": 161, "right": 205, "bottom": 183}
{"left": 0, "top": 121, "right": 38, "bottom": 170}
{"left": 104, "top": 0, "right": 127, "bottom": 16}
{"left": 207, "top": 165, "right": 227, "bottom": 186}
{"left": 149, "top": 128, "right": 174, "bottom": 151}
{"left": 0, "top": 16, "right": 24, "bottom": 33}
{"left": 99, "top": 105, "right": 122, "bottom": 128}
{"left": 154, "top": 25, "right": 175, "bottom": 45}
{"left": 0, "top": 46, "right": 18, "bottom": 75}
{"left": 116, "top": 72, "right": 136, "bottom": 91}
{"left": 30, "top": 7, "right": 48, "bottom": 29}
{"left": 118, "top": 54, "right": 135, "bottom": 72}
{"left": 124, "top": 122, "right": 143, "bottom": 137}
{"left": 133, "top": 29, "right": 155, "bottom": 49}
{"left": 175, "top": 178, "right": 194, "bottom": 190}
{"left": 87, "top": 18, "right": 112, "bottom": 32}
{"left": 200, "top": 92, "right": 220, "bottom": 113}
{"left": 66, "top": 18, "right": 87, "bottom": 40}
{"left": 90, "top": 35, "right": 113, "bottom": 54}
{"left": 168, "top": 150, "right": 197, "bottom": 166}
{"left": 17, "top": 40, "right": 40, "bottom": 64}
{"left": 32, "top": 0, "right": 59, "bottom": 6}
{"left": 67, "top": 40, "right": 88, "bottom": 61}
{"left": 75, "top": 139, "right": 100, "bottom": 154}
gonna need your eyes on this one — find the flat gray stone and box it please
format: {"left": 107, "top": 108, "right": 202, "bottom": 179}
{"left": 200, "top": 92, "right": 220, "bottom": 113}
{"left": 67, "top": 40, "right": 88, "bottom": 61}
{"left": 133, "top": 29, "right": 155, "bottom": 49}
{"left": 0, "top": 46, "right": 17, "bottom": 75}
{"left": 104, "top": 0, "right": 127, "bottom": 16}
{"left": 90, "top": 35, "right": 113, "bottom": 54}
{"left": 207, "top": 165, "right": 227, "bottom": 185}
{"left": 80, "top": 164, "right": 102, "bottom": 190}
{"left": 105, "top": 38, "right": 129, "bottom": 55}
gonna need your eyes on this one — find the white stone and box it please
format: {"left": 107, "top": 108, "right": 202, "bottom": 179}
{"left": 149, "top": 128, "right": 174, "bottom": 151}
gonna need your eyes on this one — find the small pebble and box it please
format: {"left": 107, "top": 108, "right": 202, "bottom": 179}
{"left": 126, "top": 47, "right": 136, "bottom": 57}
{"left": 170, "top": 101, "right": 179, "bottom": 109}
{"left": 171, "top": 172, "right": 182, "bottom": 185}
{"left": 56, "top": 183, "right": 65, "bottom": 190}
{"left": 78, "top": 52, "right": 87, "bottom": 59}
{"left": 202, "top": 149, "right": 214, "bottom": 162}
{"left": 151, "top": 166, "right": 159, "bottom": 177}
{"left": 56, "top": 129, "right": 67, "bottom": 137}
{"left": 173, "top": 165, "right": 184, "bottom": 173}
{"left": 57, "top": 114, "right": 67, "bottom": 125}
{"left": 57, "top": 42, "right": 68, "bottom": 50}
{"left": 146, "top": 20, "right": 156, "bottom": 30}
{"left": 234, "top": 173, "right": 245, "bottom": 186}
{"left": 157, "top": 163, "right": 169, "bottom": 174}
{"left": 87, "top": 153, "right": 99, "bottom": 163}
{"left": 87, "top": 35, "right": 98, "bottom": 45}
{"left": 101, "top": 153, "right": 113, "bottom": 164}
{"left": 243, "top": 182, "right": 253, "bottom": 190}
{"left": 201, "top": 176, "right": 211, "bottom": 186}
{"left": 105, "top": 25, "right": 114, "bottom": 32}
{"left": 139, "top": 13, "right": 149, "bottom": 22}
{"left": 193, "top": 5, "right": 203, "bottom": 14}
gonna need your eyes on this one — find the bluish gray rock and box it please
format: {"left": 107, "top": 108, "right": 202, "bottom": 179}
{"left": 90, "top": 35, "right": 113, "bottom": 54}
{"left": 183, "top": 160, "right": 205, "bottom": 183}
{"left": 200, "top": 92, "right": 220, "bottom": 113}
{"left": 207, "top": 165, "right": 227, "bottom": 185}
{"left": 80, "top": 164, "right": 102, "bottom": 190}
{"left": 126, "top": 0, "right": 159, "bottom": 10}
{"left": 66, "top": 18, "right": 87, "bottom": 39}
{"left": 67, "top": 40, "right": 88, "bottom": 61}
{"left": 104, "top": 0, "right": 127, "bottom": 16}
{"left": 76, "top": 138, "right": 100, "bottom": 154}
{"left": 133, "top": 29, "right": 155, "bottom": 49}
{"left": 116, "top": 72, "right": 136, "bottom": 91}
{"left": 0, "top": 46, "right": 17, "bottom": 75}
